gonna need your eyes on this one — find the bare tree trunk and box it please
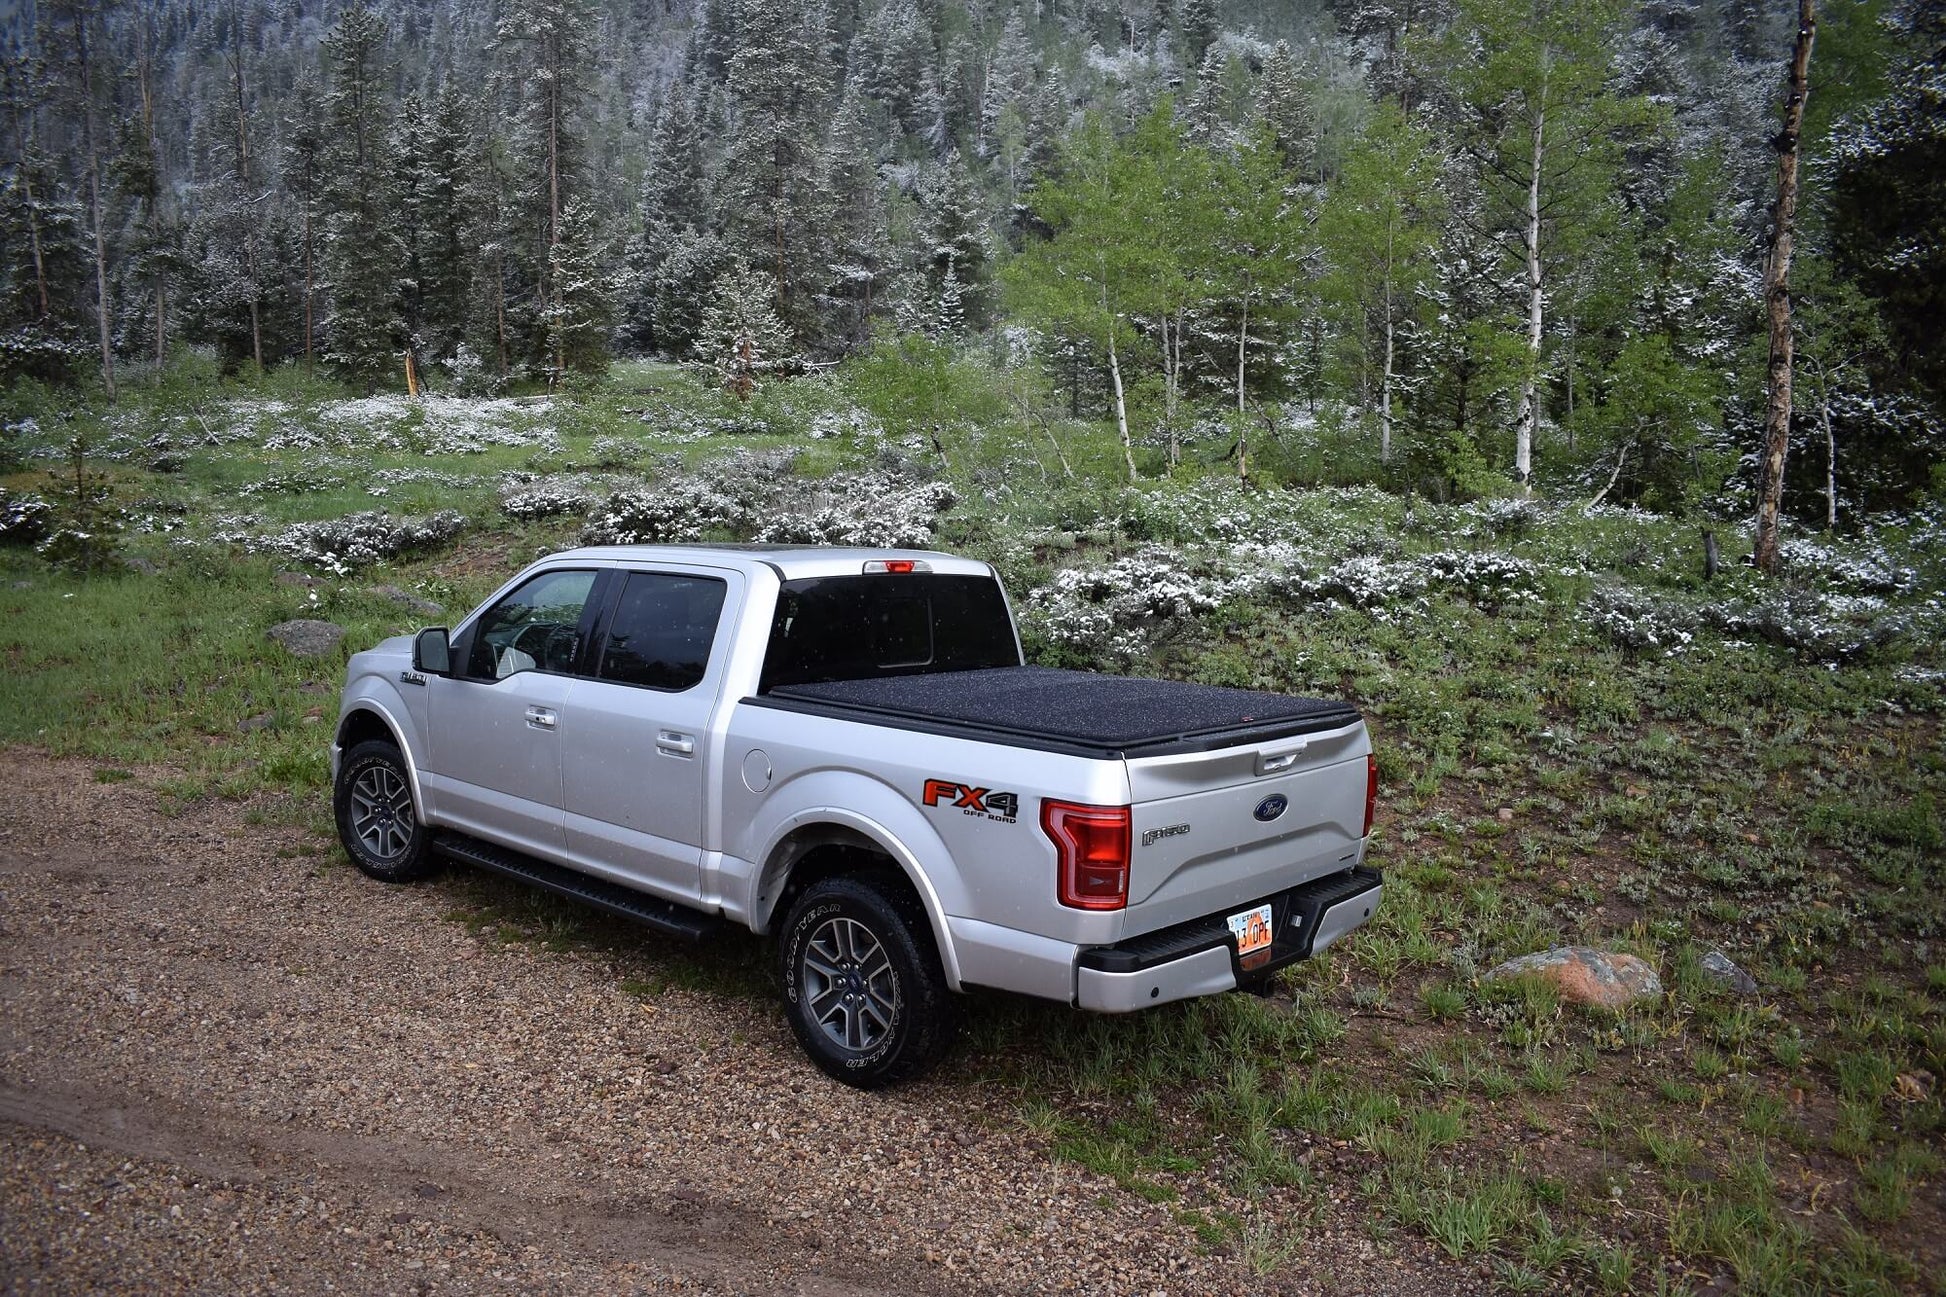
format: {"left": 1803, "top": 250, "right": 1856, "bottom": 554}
{"left": 1380, "top": 265, "right": 1395, "bottom": 465}
{"left": 71, "top": 10, "right": 116, "bottom": 398}
{"left": 1236, "top": 292, "right": 1249, "bottom": 413}
{"left": 1513, "top": 85, "right": 1547, "bottom": 492}
{"left": 231, "top": 34, "right": 264, "bottom": 370}
{"left": 1107, "top": 329, "right": 1137, "bottom": 483}
{"left": 137, "top": 14, "right": 167, "bottom": 369}
{"left": 22, "top": 170, "right": 52, "bottom": 319}
{"left": 1821, "top": 382, "right": 1836, "bottom": 531}
{"left": 1753, "top": 0, "right": 1817, "bottom": 574}
{"left": 302, "top": 204, "right": 314, "bottom": 364}
{"left": 1035, "top": 413, "right": 1075, "bottom": 479}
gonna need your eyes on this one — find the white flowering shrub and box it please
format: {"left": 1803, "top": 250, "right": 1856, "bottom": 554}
{"left": 261, "top": 509, "right": 468, "bottom": 575}
{"left": 1581, "top": 586, "right": 1697, "bottom": 656}
{"left": 0, "top": 489, "right": 53, "bottom": 544}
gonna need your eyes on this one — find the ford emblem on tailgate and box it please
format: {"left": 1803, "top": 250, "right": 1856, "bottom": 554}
{"left": 1254, "top": 794, "right": 1289, "bottom": 822}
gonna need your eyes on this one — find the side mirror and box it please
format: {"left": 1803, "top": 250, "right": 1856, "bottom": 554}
{"left": 413, "top": 627, "right": 452, "bottom": 676}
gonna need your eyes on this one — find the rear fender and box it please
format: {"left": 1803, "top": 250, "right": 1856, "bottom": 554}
{"left": 747, "top": 771, "right": 965, "bottom": 990}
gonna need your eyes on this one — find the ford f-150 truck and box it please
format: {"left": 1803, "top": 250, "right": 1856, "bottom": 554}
{"left": 332, "top": 544, "right": 1381, "bottom": 1086}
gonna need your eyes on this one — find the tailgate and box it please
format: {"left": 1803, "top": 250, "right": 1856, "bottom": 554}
{"left": 1123, "top": 719, "right": 1368, "bottom": 932}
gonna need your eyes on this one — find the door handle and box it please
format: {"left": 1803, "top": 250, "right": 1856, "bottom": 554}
{"left": 656, "top": 730, "right": 695, "bottom": 757}
{"left": 525, "top": 706, "right": 557, "bottom": 730}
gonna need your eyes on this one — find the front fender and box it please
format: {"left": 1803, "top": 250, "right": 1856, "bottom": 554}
{"left": 744, "top": 769, "right": 967, "bottom": 991}
{"left": 334, "top": 679, "right": 431, "bottom": 814}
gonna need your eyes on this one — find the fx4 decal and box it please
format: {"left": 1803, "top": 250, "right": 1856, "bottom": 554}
{"left": 922, "top": 778, "right": 1019, "bottom": 824}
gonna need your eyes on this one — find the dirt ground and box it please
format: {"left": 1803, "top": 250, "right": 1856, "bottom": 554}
{"left": 0, "top": 749, "right": 1470, "bottom": 1296}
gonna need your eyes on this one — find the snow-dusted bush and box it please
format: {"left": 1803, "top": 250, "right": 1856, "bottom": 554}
{"left": 239, "top": 470, "right": 340, "bottom": 495}
{"left": 1020, "top": 546, "right": 1231, "bottom": 665}
{"left": 587, "top": 435, "right": 644, "bottom": 468}
{"left": 502, "top": 481, "right": 591, "bottom": 521}
{"left": 261, "top": 509, "right": 467, "bottom": 574}
{"left": 580, "top": 480, "right": 758, "bottom": 545}
{"left": 1581, "top": 585, "right": 1697, "bottom": 656}
{"left": 1303, "top": 554, "right": 1428, "bottom": 610}
{"left": 1776, "top": 537, "right": 1916, "bottom": 595}
{"left": 1467, "top": 496, "right": 1549, "bottom": 539}
{"left": 809, "top": 408, "right": 884, "bottom": 440}
{"left": 1418, "top": 550, "right": 1549, "bottom": 611}
{"left": 1709, "top": 590, "right": 1908, "bottom": 662}
{"left": 0, "top": 489, "right": 53, "bottom": 544}
{"left": 756, "top": 474, "right": 956, "bottom": 548}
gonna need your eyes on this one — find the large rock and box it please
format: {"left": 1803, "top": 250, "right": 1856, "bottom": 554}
{"left": 1485, "top": 946, "right": 1661, "bottom": 1010}
{"left": 372, "top": 584, "right": 444, "bottom": 617}
{"left": 1700, "top": 949, "right": 1759, "bottom": 995}
{"left": 268, "top": 619, "right": 345, "bottom": 659}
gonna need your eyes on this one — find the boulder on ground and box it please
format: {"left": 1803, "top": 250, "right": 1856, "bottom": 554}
{"left": 268, "top": 619, "right": 345, "bottom": 659}
{"left": 373, "top": 584, "right": 443, "bottom": 617}
{"left": 1699, "top": 949, "right": 1759, "bottom": 995}
{"left": 1485, "top": 946, "right": 1661, "bottom": 1010}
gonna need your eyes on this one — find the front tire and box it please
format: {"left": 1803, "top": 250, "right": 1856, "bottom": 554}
{"left": 777, "top": 874, "right": 955, "bottom": 1089}
{"left": 334, "top": 740, "right": 438, "bottom": 883}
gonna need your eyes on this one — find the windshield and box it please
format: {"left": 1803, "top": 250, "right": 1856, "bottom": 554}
{"left": 759, "top": 574, "right": 1021, "bottom": 691}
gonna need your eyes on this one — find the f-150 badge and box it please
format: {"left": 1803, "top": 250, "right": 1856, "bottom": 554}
{"left": 922, "top": 778, "right": 1019, "bottom": 824}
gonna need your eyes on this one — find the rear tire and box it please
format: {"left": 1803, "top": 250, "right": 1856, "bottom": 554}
{"left": 334, "top": 740, "right": 439, "bottom": 883}
{"left": 777, "top": 873, "right": 955, "bottom": 1088}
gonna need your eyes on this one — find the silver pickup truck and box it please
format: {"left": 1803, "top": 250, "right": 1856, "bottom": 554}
{"left": 332, "top": 544, "right": 1381, "bottom": 1086}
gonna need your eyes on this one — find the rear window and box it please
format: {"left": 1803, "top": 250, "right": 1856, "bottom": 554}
{"left": 759, "top": 574, "right": 1020, "bottom": 691}
{"left": 595, "top": 572, "right": 728, "bottom": 692}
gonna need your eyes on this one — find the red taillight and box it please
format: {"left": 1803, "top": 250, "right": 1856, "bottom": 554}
{"left": 1363, "top": 753, "right": 1379, "bottom": 838}
{"left": 1042, "top": 799, "right": 1131, "bottom": 910}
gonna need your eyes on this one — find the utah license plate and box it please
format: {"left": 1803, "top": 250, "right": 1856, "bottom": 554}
{"left": 1227, "top": 902, "right": 1274, "bottom": 958}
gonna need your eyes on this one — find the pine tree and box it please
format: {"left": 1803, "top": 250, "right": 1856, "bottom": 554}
{"left": 918, "top": 151, "right": 990, "bottom": 327}
{"left": 404, "top": 87, "right": 475, "bottom": 364}
{"left": 319, "top": 0, "right": 406, "bottom": 390}
{"left": 281, "top": 70, "right": 326, "bottom": 366}
{"left": 1256, "top": 41, "right": 1315, "bottom": 175}
{"left": 700, "top": 262, "right": 794, "bottom": 398}
{"left": 820, "top": 84, "right": 896, "bottom": 346}
{"left": 495, "top": 0, "right": 601, "bottom": 383}
{"left": 542, "top": 198, "right": 617, "bottom": 375}
{"left": 1179, "top": 0, "right": 1219, "bottom": 65}
{"left": 719, "top": 0, "right": 835, "bottom": 341}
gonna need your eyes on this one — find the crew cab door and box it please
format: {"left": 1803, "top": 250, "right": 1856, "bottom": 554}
{"left": 558, "top": 566, "right": 739, "bottom": 904}
{"left": 424, "top": 567, "right": 605, "bottom": 859}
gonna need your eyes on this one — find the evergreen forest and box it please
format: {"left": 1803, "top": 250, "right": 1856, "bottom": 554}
{"left": 3, "top": 0, "right": 1942, "bottom": 518}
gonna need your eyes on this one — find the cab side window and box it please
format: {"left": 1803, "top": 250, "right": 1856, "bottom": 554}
{"left": 466, "top": 569, "right": 598, "bottom": 680}
{"left": 595, "top": 573, "right": 728, "bottom": 691}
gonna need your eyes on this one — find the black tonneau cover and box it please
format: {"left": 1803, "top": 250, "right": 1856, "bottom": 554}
{"left": 755, "top": 665, "right": 1362, "bottom": 759}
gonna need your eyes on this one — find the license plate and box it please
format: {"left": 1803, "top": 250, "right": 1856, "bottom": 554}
{"left": 1227, "top": 903, "right": 1274, "bottom": 957}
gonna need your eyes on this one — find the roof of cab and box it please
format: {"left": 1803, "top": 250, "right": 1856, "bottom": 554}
{"left": 540, "top": 543, "right": 993, "bottom": 582}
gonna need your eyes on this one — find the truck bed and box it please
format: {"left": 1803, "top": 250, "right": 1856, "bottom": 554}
{"left": 756, "top": 666, "right": 1361, "bottom": 758}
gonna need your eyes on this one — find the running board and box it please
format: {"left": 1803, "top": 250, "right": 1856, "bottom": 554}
{"left": 433, "top": 831, "right": 720, "bottom": 942}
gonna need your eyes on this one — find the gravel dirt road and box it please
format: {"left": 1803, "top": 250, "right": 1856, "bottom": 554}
{"left": 0, "top": 750, "right": 1460, "bottom": 1296}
